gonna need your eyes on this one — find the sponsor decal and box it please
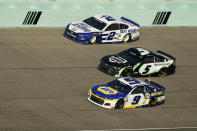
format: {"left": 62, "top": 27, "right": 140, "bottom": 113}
{"left": 109, "top": 56, "right": 127, "bottom": 64}
{"left": 154, "top": 63, "right": 170, "bottom": 66}
{"left": 128, "top": 29, "right": 137, "bottom": 33}
{"left": 97, "top": 86, "right": 118, "bottom": 95}
{"left": 72, "top": 23, "right": 91, "bottom": 32}
{"left": 152, "top": 11, "right": 171, "bottom": 25}
{"left": 145, "top": 93, "right": 150, "bottom": 99}
{"left": 151, "top": 91, "right": 163, "bottom": 96}
{"left": 23, "top": 11, "right": 42, "bottom": 25}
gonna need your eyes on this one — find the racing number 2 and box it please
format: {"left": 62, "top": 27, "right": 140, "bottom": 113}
{"left": 102, "top": 32, "right": 116, "bottom": 40}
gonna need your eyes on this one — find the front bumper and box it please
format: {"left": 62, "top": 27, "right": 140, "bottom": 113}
{"left": 88, "top": 90, "right": 117, "bottom": 109}
{"left": 98, "top": 61, "right": 120, "bottom": 76}
{"left": 63, "top": 28, "right": 91, "bottom": 44}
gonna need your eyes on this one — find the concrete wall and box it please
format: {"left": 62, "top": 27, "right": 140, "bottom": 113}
{"left": 0, "top": 1, "right": 196, "bottom": 27}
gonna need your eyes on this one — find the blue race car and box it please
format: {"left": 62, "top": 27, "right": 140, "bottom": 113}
{"left": 64, "top": 15, "right": 140, "bottom": 44}
{"left": 88, "top": 77, "right": 165, "bottom": 109}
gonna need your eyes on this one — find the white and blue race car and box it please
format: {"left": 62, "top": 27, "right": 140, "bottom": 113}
{"left": 63, "top": 15, "right": 140, "bottom": 44}
{"left": 88, "top": 77, "right": 165, "bottom": 109}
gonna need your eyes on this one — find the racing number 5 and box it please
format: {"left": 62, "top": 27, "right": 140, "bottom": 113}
{"left": 142, "top": 65, "right": 151, "bottom": 74}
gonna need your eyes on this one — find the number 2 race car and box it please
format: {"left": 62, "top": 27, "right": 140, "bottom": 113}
{"left": 88, "top": 77, "right": 165, "bottom": 109}
{"left": 99, "top": 47, "right": 176, "bottom": 77}
{"left": 63, "top": 15, "right": 139, "bottom": 44}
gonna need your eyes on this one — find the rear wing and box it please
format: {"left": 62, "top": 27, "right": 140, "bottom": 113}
{"left": 120, "top": 17, "right": 140, "bottom": 27}
{"left": 157, "top": 50, "right": 176, "bottom": 60}
{"left": 144, "top": 79, "right": 165, "bottom": 90}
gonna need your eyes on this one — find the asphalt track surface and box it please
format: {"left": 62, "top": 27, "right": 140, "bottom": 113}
{"left": 0, "top": 27, "right": 196, "bottom": 131}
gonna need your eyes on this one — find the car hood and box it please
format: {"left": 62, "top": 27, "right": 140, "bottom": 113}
{"left": 68, "top": 22, "right": 100, "bottom": 33}
{"left": 101, "top": 55, "right": 131, "bottom": 68}
{"left": 91, "top": 84, "right": 127, "bottom": 100}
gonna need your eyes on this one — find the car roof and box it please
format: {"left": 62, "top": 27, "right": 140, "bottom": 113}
{"left": 117, "top": 77, "right": 148, "bottom": 88}
{"left": 93, "top": 15, "right": 122, "bottom": 25}
{"left": 124, "top": 47, "right": 156, "bottom": 57}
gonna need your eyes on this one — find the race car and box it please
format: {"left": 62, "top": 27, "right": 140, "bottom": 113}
{"left": 63, "top": 15, "right": 139, "bottom": 44}
{"left": 99, "top": 47, "right": 176, "bottom": 77}
{"left": 88, "top": 77, "right": 166, "bottom": 109}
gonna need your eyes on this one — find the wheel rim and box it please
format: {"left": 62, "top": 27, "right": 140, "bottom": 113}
{"left": 90, "top": 36, "right": 96, "bottom": 44}
{"left": 158, "top": 70, "right": 167, "bottom": 77}
{"left": 149, "top": 98, "right": 157, "bottom": 107}
{"left": 123, "top": 34, "right": 130, "bottom": 43}
{"left": 116, "top": 100, "right": 124, "bottom": 109}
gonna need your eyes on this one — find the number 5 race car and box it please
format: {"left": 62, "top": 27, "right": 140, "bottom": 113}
{"left": 63, "top": 15, "right": 139, "bottom": 44}
{"left": 99, "top": 47, "right": 176, "bottom": 77}
{"left": 88, "top": 77, "right": 166, "bottom": 109}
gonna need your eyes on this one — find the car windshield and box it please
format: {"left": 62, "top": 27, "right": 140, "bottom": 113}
{"left": 118, "top": 50, "right": 140, "bottom": 65}
{"left": 83, "top": 17, "right": 107, "bottom": 30}
{"left": 107, "top": 79, "right": 132, "bottom": 94}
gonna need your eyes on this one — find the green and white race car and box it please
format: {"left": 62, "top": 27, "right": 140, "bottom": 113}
{"left": 99, "top": 47, "right": 176, "bottom": 77}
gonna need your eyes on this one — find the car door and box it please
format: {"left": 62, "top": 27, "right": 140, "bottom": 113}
{"left": 138, "top": 55, "right": 156, "bottom": 75}
{"left": 125, "top": 86, "right": 146, "bottom": 108}
{"left": 101, "top": 23, "right": 121, "bottom": 43}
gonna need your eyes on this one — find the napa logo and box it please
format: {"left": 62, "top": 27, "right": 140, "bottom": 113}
{"left": 97, "top": 86, "right": 118, "bottom": 95}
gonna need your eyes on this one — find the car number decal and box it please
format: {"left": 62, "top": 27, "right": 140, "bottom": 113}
{"left": 132, "top": 96, "right": 141, "bottom": 105}
{"left": 102, "top": 32, "right": 116, "bottom": 41}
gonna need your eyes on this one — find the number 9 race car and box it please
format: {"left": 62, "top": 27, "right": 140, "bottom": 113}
{"left": 63, "top": 15, "right": 139, "bottom": 44}
{"left": 88, "top": 77, "right": 166, "bottom": 109}
{"left": 99, "top": 47, "right": 176, "bottom": 77}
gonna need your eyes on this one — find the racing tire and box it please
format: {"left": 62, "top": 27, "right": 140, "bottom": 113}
{"left": 158, "top": 68, "right": 167, "bottom": 77}
{"left": 148, "top": 97, "right": 157, "bottom": 107}
{"left": 89, "top": 35, "right": 97, "bottom": 45}
{"left": 122, "top": 67, "right": 134, "bottom": 77}
{"left": 115, "top": 99, "right": 124, "bottom": 109}
{"left": 122, "top": 34, "right": 130, "bottom": 44}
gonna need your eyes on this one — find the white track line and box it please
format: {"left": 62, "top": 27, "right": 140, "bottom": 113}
{"left": 80, "top": 127, "right": 197, "bottom": 131}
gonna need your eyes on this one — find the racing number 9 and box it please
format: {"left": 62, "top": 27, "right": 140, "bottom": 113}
{"left": 132, "top": 96, "right": 141, "bottom": 105}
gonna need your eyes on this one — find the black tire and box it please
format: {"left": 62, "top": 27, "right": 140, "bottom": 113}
{"left": 122, "top": 67, "right": 134, "bottom": 77}
{"left": 115, "top": 99, "right": 124, "bottom": 109}
{"left": 148, "top": 97, "right": 157, "bottom": 107}
{"left": 89, "top": 35, "right": 97, "bottom": 44}
{"left": 158, "top": 68, "right": 167, "bottom": 77}
{"left": 122, "top": 34, "right": 130, "bottom": 44}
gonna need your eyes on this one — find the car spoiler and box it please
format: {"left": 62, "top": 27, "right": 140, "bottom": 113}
{"left": 144, "top": 79, "right": 166, "bottom": 90}
{"left": 120, "top": 17, "right": 140, "bottom": 27}
{"left": 157, "top": 50, "right": 176, "bottom": 60}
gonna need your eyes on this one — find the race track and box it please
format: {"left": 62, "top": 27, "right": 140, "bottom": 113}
{"left": 0, "top": 27, "right": 196, "bottom": 131}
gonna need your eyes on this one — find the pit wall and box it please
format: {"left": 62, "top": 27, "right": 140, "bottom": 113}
{"left": 0, "top": 1, "right": 197, "bottom": 27}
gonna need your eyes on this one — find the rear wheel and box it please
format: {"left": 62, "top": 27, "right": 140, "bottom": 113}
{"left": 89, "top": 35, "right": 97, "bottom": 44}
{"left": 158, "top": 68, "right": 167, "bottom": 77}
{"left": 122, "top": 34, "right": 130, "bottom": 44}
{"left": 148, "top": 97, "right": 157, "bottom": 107}
{"left": 115, "top": 99, "right": 124, "bottom": 109}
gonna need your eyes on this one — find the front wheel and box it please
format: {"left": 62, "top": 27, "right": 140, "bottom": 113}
{"left": 89, "top": 35, "right": 97, "bottom": 44}
{"left": 115, "top": 99, "right": 124, "bottom": 109}
{"left": 122, "top": 67, "right": 134, "bottom": 77}
{"left": 122, "top": 34, "right": 130, "bottom": 44}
